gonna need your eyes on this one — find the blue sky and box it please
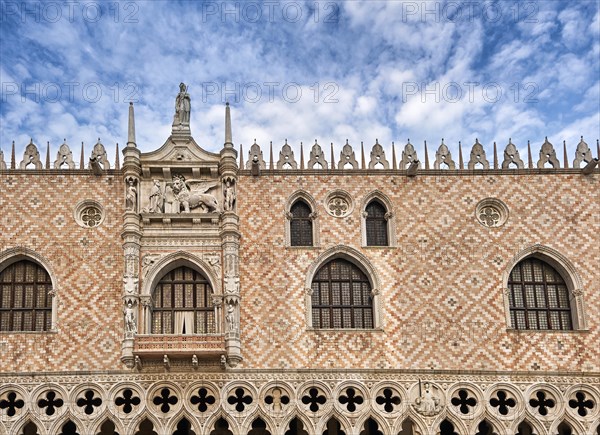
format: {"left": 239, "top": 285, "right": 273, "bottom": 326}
{"left": 1, "top": 0, "right": 599, "bottom": 166}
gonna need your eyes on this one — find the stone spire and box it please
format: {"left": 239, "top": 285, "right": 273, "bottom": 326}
{"left": 127, "top": 102, "right": 136, "bottom": 148}
{"left": 80, "top": 142, "right": 85, "bottom": 169}
{"left": 45, "top": 142, "right": 51, "bottom": 169}
{"left": 115, "top": 143, "right": 120, "bottom": 169}
{"left": 224, "top": 102, "right": 233, "bottom": 148}
{"left": 11, "top": 141, "right": 15, "bottom": 169}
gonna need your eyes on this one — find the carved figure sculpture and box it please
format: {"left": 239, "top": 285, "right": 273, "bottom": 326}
{"left": 413, "top": 382, "right": 441, "bottom": 416}
{"left": 223, "top": 181, "right": 236, "bottom": 211}
{"left": 148, "top": 180, "right": 163, "bottom": 213}
{"left": 226, "top": 303, "right": 236, "bottom": 332}
{"left": 124, "top": 302, "right": 137, "bottom": 335}
{"left": 174, "top": 82, "right": 191, "bottom": 125}
{"left": 171, "top": 174, "right": 220, "bottom": 213}
{"left": 126, "top": 178, "right": 137, "bottom": 211}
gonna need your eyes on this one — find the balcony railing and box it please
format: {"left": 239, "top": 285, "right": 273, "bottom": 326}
{"left": 134, "top": 334, "right": 225, "bottom": 357}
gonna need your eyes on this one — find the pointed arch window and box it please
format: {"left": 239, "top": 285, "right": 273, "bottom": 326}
{"left": 290, "top": 200, "right": 313, "bottom": 246}
{"left": 365, "top": 200, "right": 388, "bottom": 246}
{"left": 508, "top": 258, "right": 572, "bottom": 330}
{"left": 151, "top": 266, "right": 215, "bottom": 334}
{"left": 311, "top": 259, "right": 373, "bottom": 329}
{"left": 0, "top": 260, "right": 52, "bottom": 331}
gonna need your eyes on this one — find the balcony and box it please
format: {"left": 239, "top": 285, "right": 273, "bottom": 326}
{"left": 133, "top": 334, "right": 225, "bottom": 357}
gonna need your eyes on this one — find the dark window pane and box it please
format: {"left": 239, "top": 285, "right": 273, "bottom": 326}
{"left": 290, "top": 200, "right": 313, "bottom": 246}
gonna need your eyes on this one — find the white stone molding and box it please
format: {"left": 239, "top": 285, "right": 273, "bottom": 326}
{"left": 304, "top": 245, "right": 382, "bottom": 329}
{"left": 360, "top": 190, "right": 397, "bottom": 247}
{"left": 502, "top": 244, "right": 588, "bottom": 330}
{"left": 0, "top": 247, "right": 59, "bottom": 331}
{"left": 284, "top": 190, "right": 320, "bottom": 248}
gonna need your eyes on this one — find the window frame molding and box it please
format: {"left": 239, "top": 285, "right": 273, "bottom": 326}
{"left": 284, "top": 190, "right": 319, "bottom": 248}
{"left": 304, "top": 245, "right": 382, "bottom": 330}
{"left": 0, "top": 247, "right": 58, "bottom": 332}
{"left": 360, "top": 191, "right": 396, "bottom": 248}
{"left": 502, "top": 244, "right": 587, "bottom": 331}
{"left": 140, "top": 251, "right": 222, "bottom": 335}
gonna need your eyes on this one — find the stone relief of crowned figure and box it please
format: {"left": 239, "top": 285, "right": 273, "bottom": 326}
{"left": 173, "top": 82, "right": 191, "bottom": 126}
{"left": 412, "top": 382, "right": 442, "bottom": 416}
{"left": 170, "top": 174, "right": 220, "bottom": 213}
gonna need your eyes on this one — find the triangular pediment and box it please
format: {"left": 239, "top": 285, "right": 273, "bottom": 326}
{"left": 141, "top": 135, "right": 220, "bottom": 165}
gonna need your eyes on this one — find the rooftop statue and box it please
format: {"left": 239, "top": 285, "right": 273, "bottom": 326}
{"left": 173, "top": 82, "right": 191, "bottom": 127}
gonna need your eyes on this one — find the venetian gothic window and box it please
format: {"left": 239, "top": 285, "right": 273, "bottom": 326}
{"left": 365, "top": 200, "right": 388, "bottom": 246}
{"left": 151, "top": 266, "right": 215, "bottom": 334}
{"left": 290, "top": 200, "right": 313, "bottom": 246}
{"left": 508, "top": 258, "right": 572, "bottom": 330}
{"left": 311, "top": 259, "right": 374, "bottom": 329}
{"left": 0, "top": 260, "right": 52, "bottom": 331}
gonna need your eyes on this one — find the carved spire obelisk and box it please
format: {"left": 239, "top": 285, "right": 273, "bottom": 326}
{"left": 220, "top": 102, "right": 242, "bottom": 367}
{"left": 121, "top": 101, "right": 142, "bottom": 368}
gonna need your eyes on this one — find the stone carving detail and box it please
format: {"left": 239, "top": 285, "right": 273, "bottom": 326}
{"left": 143, "top": 180, "right": 163, "bottom": 213}
{"left": 537, "top": 137, "right": 560, "bottom": 168}
{"left": 19, "top": 139, "right": 42, "bottom": 169}
{"left": 89, "top": 139, "right": 110, "bottom": 169}
{"left": 434, "top": 140, "right": 455, "bottom": 169}
{"left": 326, "top": 191, "right": 353, "bottom": 217}
{"left": 246, "top": 140, "right": 266, "bottom": 169}
{"left": 124, "top": 301, "right": 137, "bottom": 337}
{"left": 338, "top": 140, "right": 358, "bottom": 169}
{"left": 573, "top": 136, "right": 594, "bottom": 168}
{"left": 468, "top": 139, "right": 490, "bottom": 169}
{"left": 126, "top": 177, "right": 138, "bottom": 212}
{"left": 307, "top": 140, "right": 327, "bottom": 169}
{"left": 223, "top": 180, "right": 236, "bottom": 211}
{"left": 123, "top": 274, "right": 138, "bottom": 294}
{"left": 141, "top": 254, "right": 162, "bottom": 278}
{"left": 368, "top": 139, "right": 390, "bottom": 169}
{"left": 173, "top": 82, "right": 191, "bottom": 129}
{"left": 475, "top": 198, "right": 509, "bottom": 228}
{"left": 0, "top": 149, "right": 5, "bottom": 170}
{"left": 400, "top": 141, "right": 420, "bottom": 169}
{"left": 277, "top": 140, "right": 298, "bottom": 169}
{"left": 225, "top": 302, "right": 237, "bottom": 333}
{"left": 412, "top": 382, "right": 442, "bottom": 416}
{"left": 171, "top": 174, "right": 219, "bottom": 213}
{"left": 81, "top": 206, "right": 102, "bottom": 227}
{"left": 54, "top": 139, "right": 75, "bottom": 169}
{"left": 502, "top": 140, "right": 525, "bottom": 169}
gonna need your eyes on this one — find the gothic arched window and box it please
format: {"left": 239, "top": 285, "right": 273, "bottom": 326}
{"left": 290, "top": 200, "right": 313, "bottom": 246}
{"left": 0, "top": 260, "right": 52, "bottom": 331}
{"left": 508, "top": 258, "right": 572, "bottom": 330}
{"left": 151, "top": 266, "right": 214, "bottom": 334}
{"left": 311, "top": 259, "right": 373, "bottom": 329}
{"left": 365, "top": 200, "right": 388, "bottom": 246}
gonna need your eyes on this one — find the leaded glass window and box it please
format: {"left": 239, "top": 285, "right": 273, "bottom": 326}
{"left": 508, "top": 258, "right": 572, "bottom": 330}
{"left": 290, "top": 200, "right": 313, "bottom": 246}
{"left": 365, "top": 200, "right": 388, "bottom": 246}
{"left": 311, "top": 259, "right": 373, "bottom": 329}
{"left": 0, "top": 260, "right": 52, "bottom": 331}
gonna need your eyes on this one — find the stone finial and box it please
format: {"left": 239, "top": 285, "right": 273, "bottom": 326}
{"left": 527, "top": 140, "right": 533, "bottom": 168}
{"left": 392, "top": 142, "right": 397, "bottom": 170}
{"left": 493, "top": 141, "right": 498, "bottom": 169}
{"left": 330, "top": 143, "right": 335, "bottom": 170}
{"left": 501, "top": 139, "right": 524, "bottom": 169}
{"left": 400, "top": 140, "right": 420, "bottom": 169}
{"left": 361, "top": 142, "right": 366, "bottom": 169}
{"left": 307, "top": 139, "right": 327, "bottom": 169}
{"left": 45, "top": 142, "right": 51, "bottom": 169}
{"left": 537, "top": 137, "right": 560, "bottom": 168}
{"left": 434, "top": 139, "right": 456, "bottom": 169}
{"left": 573, "top": 136, "right": 593, "bottom": 168}
{"left": 368, "top": 139, "right": 390, "bottom": 169}
{"left": 115, "top": 143, "right": 120, "bottom": 169}
{"left": 239, "top": 143, "right": 244, "bottom": 168}
{"left": 277, "top": 139, "right": 298, "bottom": 169}
{"left": 300, "top": 142, "right": 305, "bottom": 170}
{"left": 127, "top": 102, "right": 136, "bottom": 147}
{"left": 424, "top": 141, "right": 430, "bottom": 169}
{"left": 246, "top": 140, "right": 266, "bottom": 169}
{"left": 19, "top": 139, "right": 43, "bottom": 169}
{"left": 0, "top": 147, "right": 5, "bottom": 170}
{"left": 458, "top": 141, "right": 463, "bottom": 169}
{"left": 80, "top": 142, "right": 85, "bottom": 169}
{"left": 467, "top": 139, "right": 490, "bottom": 169}
{"left": 54, "top": 139, "right": 75, "bottom": 169}
{"left": 89, "top": 138, "right": 110, "bottom": 169}
{"left": 11, "top": 141, "right": 16, "bottom": 169}
{"left": 224, "top": 102, "right": 233, "bottom": 147}
{"left": 338, "top": 139, "right": 358, "bottom": 169}
{"left": 269, "top": 141, "right": 274, "bottom": 170}
{"left": 563, "top": 140, "right": 568, "bottom": 169}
